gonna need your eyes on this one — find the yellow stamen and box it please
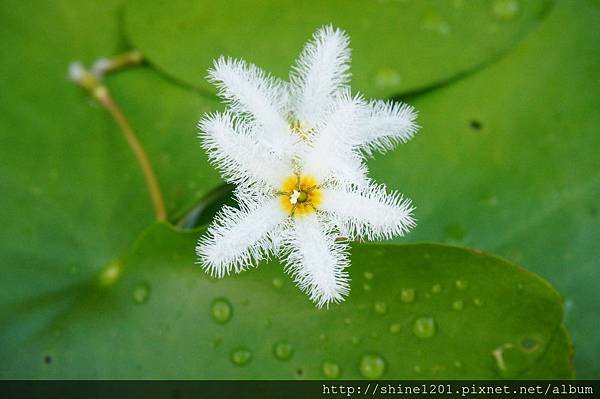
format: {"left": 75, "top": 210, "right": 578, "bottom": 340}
{"left": 279, "top": 175, "right": 322, "bottom": 216}
{"left": 290, "top": 120, "right": 312, "bottom": 141}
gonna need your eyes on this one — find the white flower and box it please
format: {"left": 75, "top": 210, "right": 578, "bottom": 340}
{"left": 196, "top": 26, "right": 418, "bottom": 307}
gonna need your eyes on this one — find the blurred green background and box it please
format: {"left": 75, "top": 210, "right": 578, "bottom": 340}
{"left": 1, "top": 0, "right": 598, "bottom": 379}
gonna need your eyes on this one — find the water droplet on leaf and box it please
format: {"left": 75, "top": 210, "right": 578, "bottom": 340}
{"left": 272, "top": 277, "right": 283, "bottom": 288}
{"left": 421, "top": 13, "right": 451, "bottom": 35}
{"left": 455, "top": 279, "right": 469, "bottom": 291}
{"left": 492, "top": 0, "right": 519, "bottom": 20}
{"left": 132, "top": 282, "right": 151, "bottom": 304}
{"left": 211, "top": 298, "right": 233, "bottom": 324}
{"left": 431, "top": 284, "right": 442, "bottom": 294}
{"left": 413, "top": 317, "right": 436, "bottom": 339}
{"left": 401, "top": 288, "right": 416, "bottom": 303}
{"left": 230, "top": 347, "right": 252, "bottom": 366}
{"left": 322, "top": 361, "right": 341, "bottom": 379}
{"left": 389, "top": 323, "right": 402, "bottom": 334}
{"left": 374, "top": 301, "right": 388, "bottom": 314}
{"left": 273, "top": 341, "right": 294, "bottom": 361}
{"left": 374, "top": 67, "right": 402, "bottom": 88}
{"left": 359, "top": 354, "right": 386, "bottom": 379}
{"left": 452, "top": 300, "right": 464, "bottom": 311}
{"left": 520, "top": 337, "right": 539, "bottom": 352}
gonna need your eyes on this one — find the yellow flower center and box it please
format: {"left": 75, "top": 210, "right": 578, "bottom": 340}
{"left": 279, "top": 175, "right": 322, "bottom": 216}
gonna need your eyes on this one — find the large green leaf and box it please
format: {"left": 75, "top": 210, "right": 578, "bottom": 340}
{"left": 368, "top": 0, "right": 599, "bottom": 376}
{"left": 0, "top": 223, "right": 572, "bottom": 379}
{"left": 123, "top": 0, "right": 552, "bottom": 98}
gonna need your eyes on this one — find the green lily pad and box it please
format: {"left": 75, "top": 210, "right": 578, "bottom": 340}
{"left": 0, "top": 223, "right": 572, "bottom": 378}
{"left": 368, "top": 0, "right": 599, "bottom": 377}
{"left": 123, "top": 0, "right": 552, "bottom": 98}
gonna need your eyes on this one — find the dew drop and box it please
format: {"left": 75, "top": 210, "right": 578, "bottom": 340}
{"left": 210, "top": 298, "right": 233, "bottom": 324}
{"left": 452, "top": 300, "right": 464, "bottom": 311}
{"left": 421, "top": 13, "right": 451, "bottom": 35}
{"left": 400, "top": 288, "right": 416, "bottom": 303}
{"left": 359, "top": 354, "right": 386, "bottom": 379}
{"left": 319, "top": 333, "right": 328, "bottom": 342}
{"left": 473, "top": 298, "right": 484, "bottom": 307}
{"left": 413, "top": 317, "right": 436, "bottom": 339}
{"left": 389, "top": 323, "right": 402, "bottom": 334}
{"left": 455, "top": 279, "right": 469, "bottom": 291}
{"left": 363, "top": 283, "right": 372, "bottom": 292}
{"left": 132, "top": 282, "right": 151, "bottom": 304}
{"left": 454, "top": 360, "right": 463, "bottom": 369}
{"left": 413, "top": 365, "right": 422, "bottom": 374}
{"left": 363, "top": 271, "right": 374, "bottom": 280}
{"left": 344, "top": 317, "right": 352, "bottom": 325}
{"left": 272, "top": 277, "right": 284, "bottom": 288}
{"left": 520, "top": 337, "right": 539, "bottom": 352}
{"left": 230, "top": 347, "right": 252, "bottom": 366}
{"left": 492, "top": 0, "right": 519, "bottom": 20}
{"left": 273, "top": 341, "right": 294, "bottom": 361}
{"left": 374, "top": 67, "right": 402, "bottom": 88}
{"left": 374, "top": 301, "right": 388, "bottom": 315}
{"left": 322, "top": 361, "right": 341, "bottom": 379}
{"left": 99, "top": 260, "right": 122, "bottom": 286}
{"left": 431, "top": 284, "right": 442, "bottom": 294}
{"left": 351, "top": 336, "right": 361, "bottom": 345}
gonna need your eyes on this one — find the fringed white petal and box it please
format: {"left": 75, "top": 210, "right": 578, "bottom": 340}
{"left": 208, "top": 57, "right": 295, "bottom": 153}
{"left": 320, "top": 183, "right": 416, "bottom": 241}
{"left": 300, "top": 93, "right": 369, "bottom": 185}
{"left": 199, "top": 112, "right": 292, "bottom": 188}
{"left": 290, "top": 25, "right": 351, "bottom": 128}
{"left": 196, "top": 197, "right": 286, "bottom": 278}
{"left": 357, "top": 100, "right": 419, "bottom": 156}
{"left": 280, "top": 215, "right": 350, "bottom": 308}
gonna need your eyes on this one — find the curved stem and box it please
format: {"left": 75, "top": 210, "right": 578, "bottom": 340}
{"left": 98, "top": 94, "right": 167, "bottom": 222}
{"left": 70, "top": 62, "right": 167, "bottom": 222}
